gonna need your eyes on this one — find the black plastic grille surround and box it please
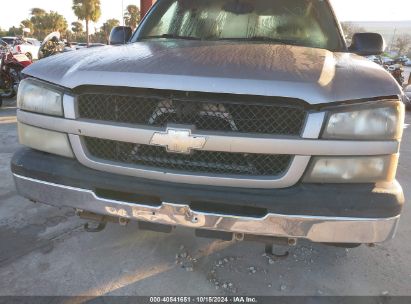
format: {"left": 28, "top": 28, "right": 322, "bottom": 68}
{"left": 77, "top": 92, "right": 307, "bottom": 135}
{"left": 84, "top": 137, "right": 292, "bottom": 177}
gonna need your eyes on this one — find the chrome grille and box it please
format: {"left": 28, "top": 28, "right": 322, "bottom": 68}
{"left": 84, "top": 137, "right": 292, "bottom": 177}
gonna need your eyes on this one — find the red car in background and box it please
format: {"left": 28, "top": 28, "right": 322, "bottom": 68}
{"left": 0, "top": 41, "right": 32, "bottom": 106}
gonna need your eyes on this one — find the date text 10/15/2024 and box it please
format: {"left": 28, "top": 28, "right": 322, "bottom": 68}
{"left": 149, "top": 297, "right": 258, "bottom": 303}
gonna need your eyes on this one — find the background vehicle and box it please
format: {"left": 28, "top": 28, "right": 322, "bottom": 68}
{"left": 88, "top": 43, "right": 106, "bottom": 48}
{"left": 382, "top": 57, "right": 395, "bottom": 65}
{"left": 1, "top": 36, "right": 40, "bottom": 61}
{"left": 0, "top": 40, "right": 6, "bottom": 106}
{"left": 384, "top": 64, "right": 405, "bottom": 85}
{"left": 367, "top": 55, "right": 383, "bottom": 65}
{"left": 18, "top": 38, "right": 41, "bottom": 60}
{"left": 37, "top": 32, "right": 65, "bottom": 59}
{"left": 404, "top": 86, "right": 411, "bottom": 110}
{"left": 392, "top": 65, "right": 404, "bottom": 85}
{"left": 0, "top": 45, "right": 32, "bottom": 98}
{"left": 75, "top": 42, "right": 106, "bottom": 49}
{"left": 395, "top": 56, "right": 409, "bottom": 64}
{"left": 0, "top": 37, "right": 17, "bottom": 46}
{"left": 75, "top": 43, "right": 87, "bottom": 50}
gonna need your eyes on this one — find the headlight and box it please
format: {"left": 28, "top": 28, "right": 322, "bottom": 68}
{"left": 18, "top": 123, "right": 74, "bottom": 158}
{"left": 304, "top": 155, "right": 398, "bottom": 183}
{"left": 323, "top": 101, "right": 404, "bottom": 140}
{"left": 17, "top": 79, "right": 63, "bottom": 116}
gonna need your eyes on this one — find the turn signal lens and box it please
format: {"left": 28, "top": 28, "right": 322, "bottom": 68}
{"left": 304, "top": 156, "right": 398, "bottom": 183}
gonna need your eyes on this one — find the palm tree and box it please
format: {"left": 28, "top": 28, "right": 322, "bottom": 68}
{"left": 101, "top": 19, "right": 120, "bottom": 44}
{"left": 72, "top": 0, "right": 101, "bottom": 46}
{"left": 71, "top": 21, "right": 84, "bottom": 40}
{"left": 124, "top": 5, "right": 140, "bottom": 31}
{"left": 31, "top": 8, "right": 46, "bottom": 16}
{"left": 29, "top": 9, "right": 67, "bottom": 40}
{"left": 46, "top": 11, "right": 68, "bottom": 33}
{"left": 30, "top": 8, "right": 47, "bottom": 38}
{"left": 71, "top": 21, "right": 83, "bottom": 33}
{"left": 20, "top": 19, "right": 34, "bottom": 37}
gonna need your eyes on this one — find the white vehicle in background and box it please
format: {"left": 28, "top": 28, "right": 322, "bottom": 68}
{"left": 404, "top": 86, "right": 411, "bottom": 110}
{"left": 366, "top": 55, "right": 383, "bottom": 65}
{"left": 75, "top": 43, "right": 87, "bottom": 50}
{"left": 396, "top": 56, "right": 409, "bottom": 64}
{"left": 382, "top": 57, "right": 395, "bottom": 65}
{"left": 0, "top": 36, "right": 41, "bottom": 61}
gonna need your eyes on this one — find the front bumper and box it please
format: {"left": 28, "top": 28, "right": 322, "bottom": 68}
{"left": 12, "top": 149, "right": 404, "bottom": 244}
{"left": 13, "top": 174, "right": 401, "bottom": 244}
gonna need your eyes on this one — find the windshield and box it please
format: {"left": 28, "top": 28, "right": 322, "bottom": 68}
{"left": 1, "top": 38, "right": 16, "bottom": 45}
{"left": 136, "top": 0, "right": 344, "bottom": 50}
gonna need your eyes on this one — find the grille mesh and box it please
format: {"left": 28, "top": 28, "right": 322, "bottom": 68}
{"left": 77, "top": 93, "right": 306, "bottom": 135}
{"left": 84, "top": 137, "right": 292, "bottom": 177}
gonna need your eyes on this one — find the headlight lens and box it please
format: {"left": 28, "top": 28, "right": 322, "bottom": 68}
{"left": 323, "top": 101, "right": 404, "bottom": 140}
{"left": 304, "top": 155, "right": 398, "bottom": 183}
{"left": 17, "top": 79, "right": 63, "bottom": 116}
{"left": 18, "top": 123, "right": 74, "bottom": 158}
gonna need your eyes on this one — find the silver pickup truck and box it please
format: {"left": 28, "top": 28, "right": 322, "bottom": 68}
{"left": 12, "top": 0, "right": 406, "bottom": 248}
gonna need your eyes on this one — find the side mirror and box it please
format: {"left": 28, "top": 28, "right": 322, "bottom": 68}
{"left": 349, "top": 33, "right": 385, "bottom": 56}
{"left": 109, "top": 26, "right": 133, "bottom": 45}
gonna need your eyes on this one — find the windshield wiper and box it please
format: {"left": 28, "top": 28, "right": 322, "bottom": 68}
{"left": 140, "top": 34, "right": 309, "bottom": 47}
{"left": 215, "top": 36, "right": 302, "bottom": 45}
{"left": 140, "top": 34, "right": 201, "bottom": 40}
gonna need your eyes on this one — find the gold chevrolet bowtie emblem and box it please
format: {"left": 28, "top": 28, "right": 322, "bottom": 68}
{"left": 150, "top": 128, "right": 207, "bottom": 154}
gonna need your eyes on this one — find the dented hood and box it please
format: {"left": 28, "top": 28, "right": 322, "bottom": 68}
{"left": 23, "top": 40, "right": 401, "bottom": 104}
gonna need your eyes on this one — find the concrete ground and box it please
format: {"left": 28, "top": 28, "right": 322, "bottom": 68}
{"left": 0, "top": 97, "right": 410, "bottom": 296}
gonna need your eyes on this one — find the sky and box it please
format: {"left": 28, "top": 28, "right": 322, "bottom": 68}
{"left": 1, "top": 0, "right": 411, "bottom": 31}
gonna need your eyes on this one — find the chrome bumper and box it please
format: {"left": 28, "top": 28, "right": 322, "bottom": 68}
{"left": 13, "top": 174, "right": 400, "bottom": 244}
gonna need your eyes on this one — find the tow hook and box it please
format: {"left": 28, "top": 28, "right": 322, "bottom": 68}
{"left": 265, "top": 244, "right": 290, "bottom": 259}
{"left": 119, "top": 217, "right": 130, "bottom": 226}
{"left": 263, "top": 238, "right": 297, "bottom": 259}
{"left": 76, "top": 210, "right": 117, "bottom": 233}
{"left": 242, "top": 235, "right": 297, "bottom": 259}
{"left": 84, "top": 221, "right": 107, "bottom": 233}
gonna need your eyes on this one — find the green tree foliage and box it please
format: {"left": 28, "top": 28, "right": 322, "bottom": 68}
{"left": 395, "top": 34, "right": 411, "bottom": 56}
{"left": 29, "top": 8, "right": 68, "bottom": 39}
{"left": 6, "top": 26, "right": 23, "bottom": 36}
{"left": 70, "top": 21, "right": 85, "bottom": 42}
{"left": 124, "top": 4, "right": 140, "bottom": 30}
{"left": 341, "top": 22, "right": 366, "bottom": 45}
{"left": 31, "top": 8, "right": 46, "bottom": 17}
{"left": 71, "top": 21, "right": 84, "bottom": 33}
{"left": 101, "top": 19, "right": 120, "bottom": 43}
{"left": 20, "top": 19, "right": 34, "bottom": 36}
{"left": 45, "top": 12, "right": 68, "bottom": 32}
{"left": 72, "top": 0, "right": 102, "bottom": 46}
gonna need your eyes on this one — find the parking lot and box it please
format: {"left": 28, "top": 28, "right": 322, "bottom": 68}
{"left": 0, "top": 97, "right": 411, "bottom": 296}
